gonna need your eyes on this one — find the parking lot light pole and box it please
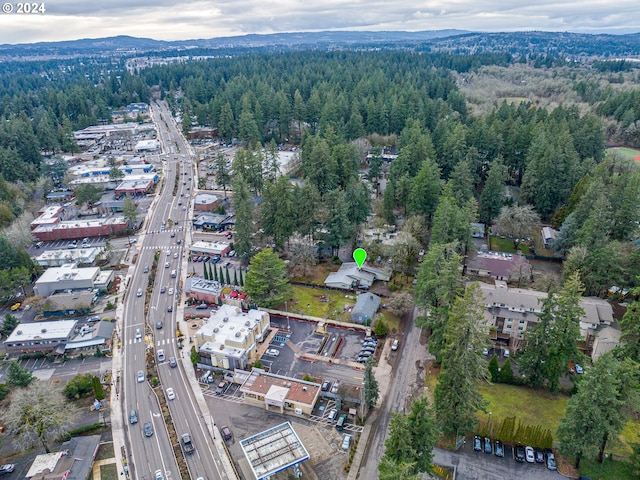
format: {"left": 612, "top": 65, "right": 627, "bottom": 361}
{"left": 285, "top": 301, "right": 290, "bottom": 331}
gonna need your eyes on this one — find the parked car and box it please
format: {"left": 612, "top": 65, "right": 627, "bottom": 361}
{"left": 169, "top": 357, "right": 177, "bottom": 368}
{"left": 0, "top": 464, "right": 15, "bottom": 475}
{"left": 575, "top": 364, "right": 584, "bottom": 374}
{"left": 265, "top": 348, "right": 280, "bottom": 357}
{"left": 391, "top": 339, "right": 399, "bottom": 351}
{"left": 166, "top": 388, "right": 175, "bottom": 400}
{"left": 137, "top": 370, "right": 144, "bottom": 383}
{"left": 482, "top": 348, "right": 489, "bottom": 355}
{"left": 215, "top": 381, "right": 228, "bottom": 395}
{"left": 473, "top": 435, "right": 482, "bottom": 451}
{"left": 569, "top": 361, "right": 576, "bottom": 374}
{"left": 88, "top": 316, "right": 101, "bottom": 322}
{"left": 328, "top": 409, "right": 338, "bottom": 422}
{"left": 342, "top": 434, "right": 352, "bottom": 451}
{"left": 130, "top": 409, "right": 138, "bottom": 424}
{"left": 195, "top": 303, "right": 208, "bottom": 309}
{"left": 357, "top": 357, "right": 369, "bottom": 364}
{"left": 359, "top": 351, "right": 373, "bottom": 358}
{"left": 321, "top": 381, "right": 331, "bottom": 392}
{"left": 144, "top": 422, "right": 153, "bottom": 437}
{"left": 220, "top": 425, "right": 233, "bottom": 441}
{"left": 483, "top": 437, "right": 492, "bottom": 454}
{"left": 547, "top": 452, "right": 557, "bottom": 470}
{"left": 515, "top": 444, "right": 525, "bottom": 462}
{"left": 525, "top": 446, "right": 535, "bottom": 463}
{"left": 535, "top": 449, "right": 545, "bottom": 463}
{"left": 494, "top": 440, "right": 504, "bottom": 457}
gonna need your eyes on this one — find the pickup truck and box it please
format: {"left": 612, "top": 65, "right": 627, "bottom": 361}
{"left": 181, "top": 433, "right": 195, "bottom": 455}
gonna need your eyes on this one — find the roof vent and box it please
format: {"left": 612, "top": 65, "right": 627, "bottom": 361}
{"left": 302, "top": 386, "right": 307, "bottom": 391}
{"left": 235, "top": 331, "right": 241, "bottom": 338}
{"left": 16, "top": 330, "right": 22, "bottom": 335}
{"left": 223, "top": 317, "right": 229, "bottom": 322}
{"left": 213, "top": 327, "right": 219, "bottom": 333}
{"left": 41, "top": 328, "right": 47, "bottom": 333}
{"left": 245, "top": 320, "right": 250, "bottom": 327}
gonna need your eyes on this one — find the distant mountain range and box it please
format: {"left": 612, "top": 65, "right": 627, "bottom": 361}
{"left": 0, "top": 30, "right": 639, "bottom": 60}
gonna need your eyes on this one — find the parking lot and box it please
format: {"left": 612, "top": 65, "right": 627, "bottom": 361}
{"left": 204, "top": 386, "right": 352, "bottom": 480}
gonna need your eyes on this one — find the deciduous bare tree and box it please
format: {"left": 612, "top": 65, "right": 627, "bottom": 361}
{"left": 2, "top": 381, "right": 77, "bottom": 453}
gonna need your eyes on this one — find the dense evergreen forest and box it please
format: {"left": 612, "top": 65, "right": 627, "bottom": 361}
{"left": 0, "top": 48, "right": 639, "bottom": 298}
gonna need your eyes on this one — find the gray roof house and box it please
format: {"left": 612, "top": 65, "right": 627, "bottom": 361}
{"left": 324, "top": 262, "right": 391, "bottom": 290}
{"left": 26, "top": 434, "right": 100, "bottom": 480}
{"left": 351, "top": 293, "right": 381, "bottom": 324}
{"left": 541, "top": 226, "right": 559, "bottom": 249}
{"left": 591, "top": 326, "right": 621, "bottom": 361}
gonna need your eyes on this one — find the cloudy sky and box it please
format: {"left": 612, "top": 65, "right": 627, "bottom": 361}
{"left": 0, "top": 0, "right": 639, "bottom": 45}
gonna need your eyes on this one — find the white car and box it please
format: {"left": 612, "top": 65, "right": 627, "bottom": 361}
{"left": 158, "top": 349, "right": 165, "bottom": 362}
{"left": 135, "top": 328, "right": 142, "bottom": 339}
{"left": 166, "top": 251, "right": 171, "bottom": 256}
{"left": 137, "top": 288, "right": 143, "bottom": 297}
{"left": 341, "top": 434, "right": 352, "bottom": 451}
{"left": 164, "top": 262, "right": 170, "bottom": 268}
{"left": 168, "top": 288, "right": 174, "bottom": 295}
{"left": 137, "top": 370, "right": 144, "bottom": 383}
{"left": 173, "top": 252, "right": 178, "bottom": 258}
{"left": 525, "top": 446, "right": 535, "bottom": 463}
{"left": 155, "top": 471, "right": 164, "bottom": 480}
{"left": 265, "top": 348, "right": 280, "bottom": 357}
{"left": 166, "top": 388, "right": 175, "bottom": 401}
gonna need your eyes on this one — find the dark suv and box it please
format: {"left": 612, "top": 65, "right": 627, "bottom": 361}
{"left": 515, "top": 444, "right": 526, "bottom": 462}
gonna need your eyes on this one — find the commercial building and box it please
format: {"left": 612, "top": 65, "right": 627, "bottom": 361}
{"left": 239, "top": 369, "right": 321, "bottom": 416}
{"left": 31, "top": 217, "right": 128, "bottom": 241}
{"left": 193, "top": 193, "right": 222, "bottom": 211}
{"left": 114, "top": 179, "right": 155, "bottom": 197}
{"left": 192, "top": 213, "right": 235, "bottom": 231}
{"left": 185, "top": 277, "right": 224, "bottom": 304}
{"left": 34, "top": 263, "right": 113, "bottom": 297}
{"left": 30, "top": 205, "right": 65, "bottom": 230}
{"left": 4, "top": 320, "right": 77, "bottom": 356}
{"left": 239, "top": 422, "right": 310, "bottom": 480}
{"left": 194, "top": 305, "right": 270, "bottom": 370}
{"left": 35, "top": 246, "right": 103, "bottom": 267}
{"left": 190, "top": 240, "right": 232, "bottom": 257}
{"left": 134, "top": 139, "right": 159, "bottom": 151}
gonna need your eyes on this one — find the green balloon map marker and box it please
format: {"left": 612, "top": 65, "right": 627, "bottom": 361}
{"left": 353, "top": 248, "right": 367, "bottom": 269}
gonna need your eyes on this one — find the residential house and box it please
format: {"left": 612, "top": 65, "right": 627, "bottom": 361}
{"left": 25, "top": 435, "right": 100, "bottom": 480}
{"left": 351, "top": 293, "right": 381, "bottom": 324}
{"left": 465, "top": 250, "right": 532, "bottom": 283}
{"left": 324, "top": 262, "right": 390, "bottom": 290}
{"left": 591, "top": 326, "right": 622, "bottom": 361}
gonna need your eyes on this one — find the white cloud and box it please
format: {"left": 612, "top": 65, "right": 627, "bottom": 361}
{"left": 0, "top": 0, "right": 638, "bottom": 44}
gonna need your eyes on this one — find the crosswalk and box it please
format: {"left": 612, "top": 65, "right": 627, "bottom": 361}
{"left": 127, "top": 337, "right": 177, "bottom": 346}
{"left": 140, "top": 244, "right": 183, "bottom": 251}
{"left": 146, "top": 228, "right": 183, "bottom": 234}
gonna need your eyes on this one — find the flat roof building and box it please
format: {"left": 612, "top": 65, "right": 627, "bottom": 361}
{"left": 185, "top": 277, "right": 224, "bottom": 304}
{"left": 30, "top": 205, "right": 64, "bottom": 230}
{"left": 4, "top": 320, "right": 77, "bottom": 356}
{"left": 34, "top": 263, "right": 113, "bottom": 297}
{"left": 195, "top": 305, "right": 270, "bottom": 370}
{"left": 239, "top": 422, "right": 310, "bottom": 480}
{"left": 35, "top": 246, "right": 104, "bottom": 267}
{"left": 192, "top": 213, "right": 235, "bottom": 231}
{"left": 190, "top": 240, "right": 232, "bottom": 257}
{"left": 194, "top": 193, "right": 221, "bottom": 211}
{"left": 31, "top": 217, "right": 128, "bottom": 241}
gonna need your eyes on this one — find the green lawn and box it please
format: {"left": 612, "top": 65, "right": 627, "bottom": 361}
{"left": 490, "top": 236, "right": 531, "bottom": 254}
{"left": 100, "top": 464, "right": 118, "bottom": 480}
{"left": 607, "top": 146, "right": 640, "bottom": 161}
{"left": 578, "top": 456, "right": 635, "bottom": 480}
{"left": 287, "top": 285, "right": 355, "bottom": 321}
{"left": 477, "top": 383, "right": 568, "bottom": 436}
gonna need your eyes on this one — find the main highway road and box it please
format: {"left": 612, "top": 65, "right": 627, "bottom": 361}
{"left": 121, "top": 100, "right": 229, "bottom": 480}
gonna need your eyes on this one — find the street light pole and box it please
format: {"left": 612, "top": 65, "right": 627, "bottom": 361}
{"left": 285, "top": 301, "right": 290, "bottom": 331}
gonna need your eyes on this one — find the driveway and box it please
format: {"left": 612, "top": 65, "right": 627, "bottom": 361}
{"left": 434, "top": 446, "right": 561, "bottom": 480}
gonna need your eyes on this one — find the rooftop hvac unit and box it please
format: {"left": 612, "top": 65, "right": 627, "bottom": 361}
{"left": 41, "top": 329, "right": 47, "bottom": 333}
{"left": 245, "top": 321, "right": 250, "bottom": 327}
{"left": 235, "top": 332, "right": 241, "bottom": 338}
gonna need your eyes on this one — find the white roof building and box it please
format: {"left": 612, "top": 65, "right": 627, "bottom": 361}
{"left": 34, "top": 263, "right": 113, "bottom": 297}
{"left": 35, "top": 246, "right": 103, "bottom": 267}
{"left": 195, "top": 305, "right": 270, "bottom": 370}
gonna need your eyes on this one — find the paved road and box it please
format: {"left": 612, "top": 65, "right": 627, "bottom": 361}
{"left": 120, "top": 100, "right": 230, "bottom": 480}
{"left": 358, "top": 308, "right": 424, "bottom": 480}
